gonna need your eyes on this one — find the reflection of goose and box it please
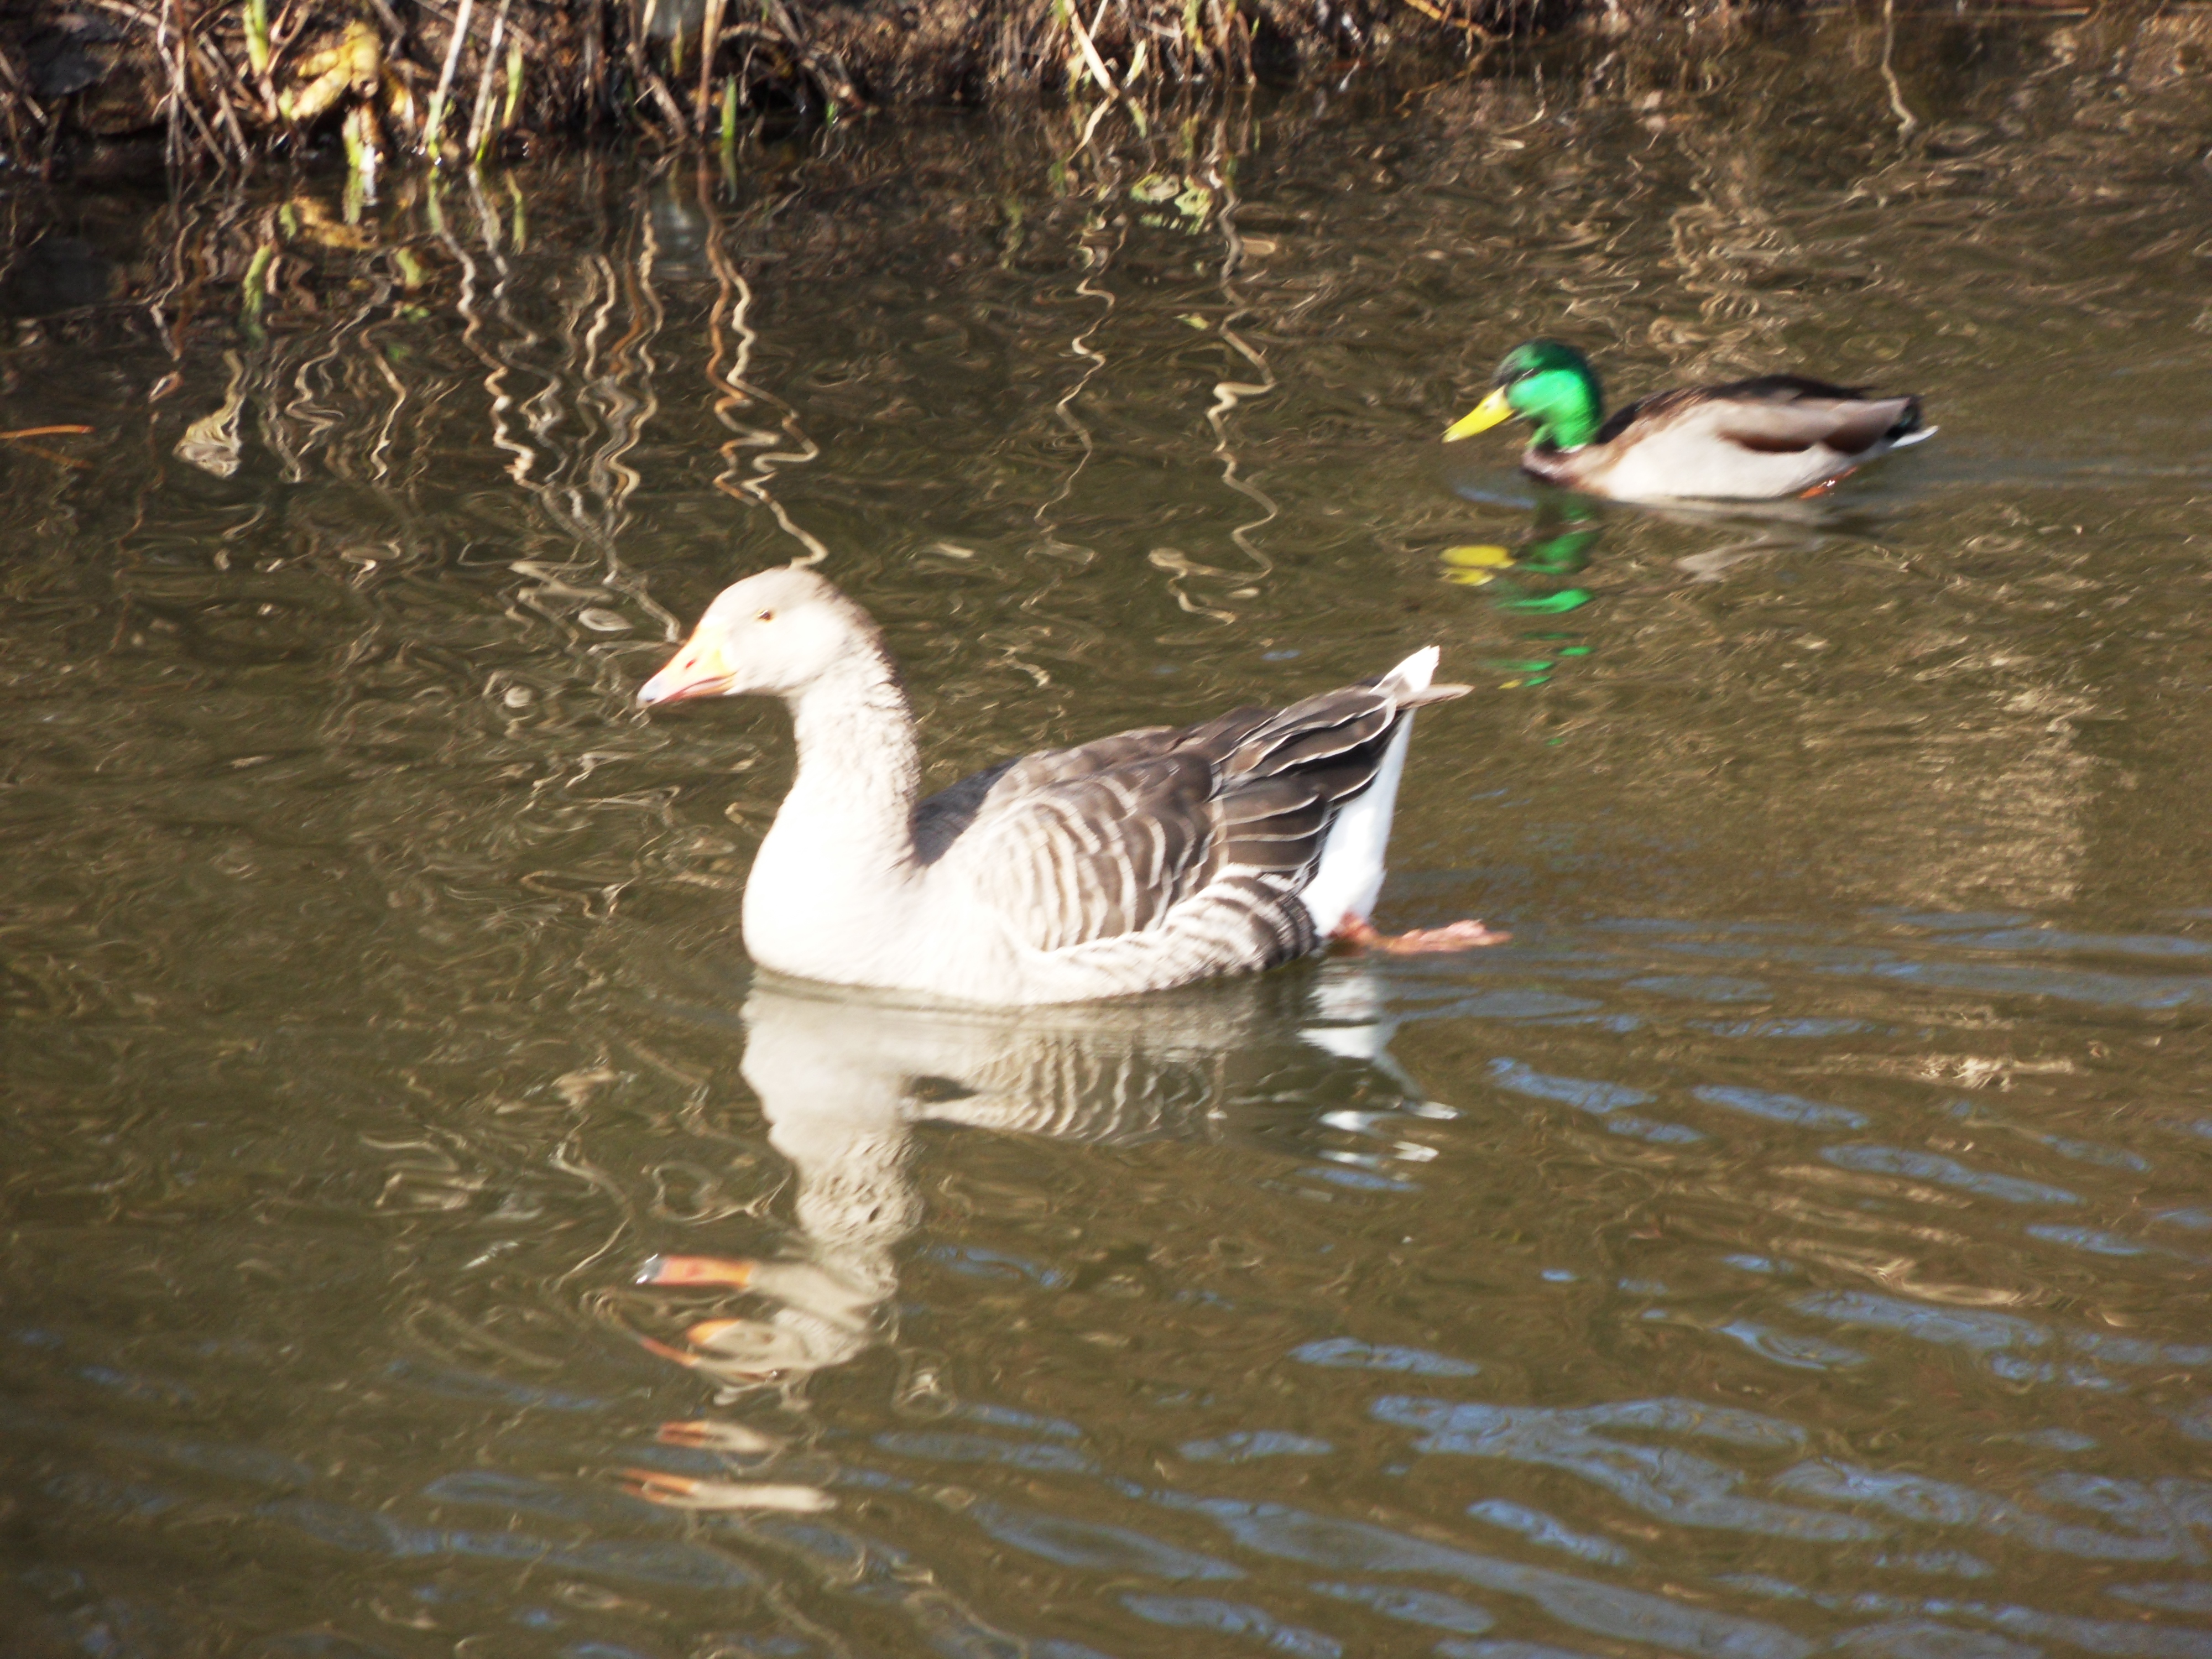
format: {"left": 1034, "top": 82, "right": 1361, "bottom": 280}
{"left": 1444, "top": 340, "right": 1933, "bottom": 502}
{"left": 637, "top": 567, "right": 1504, "bottom": 1005}
{"left": 637, "top": 971, "right": 1419, "bottom": 1384}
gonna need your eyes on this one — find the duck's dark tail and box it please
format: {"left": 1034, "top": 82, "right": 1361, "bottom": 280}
{"left": 1887, "top": 396, "right": 1936, "bottom": 448}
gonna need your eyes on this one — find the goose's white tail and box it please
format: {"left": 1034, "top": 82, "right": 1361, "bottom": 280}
{"left": 1295, "top": 646, "right": 1436, "bottom": 937}
{"left": 1891, "top": 425, "right": 1938, "bottom": 448}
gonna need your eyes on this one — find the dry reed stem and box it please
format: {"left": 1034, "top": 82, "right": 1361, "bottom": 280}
{"left": 696, "top": 0, "right": 727, "bottom": 122}
{"left": 464, "top": 0, "right": 511, "bottom": 158}
{"left": 424, "top": 0, "right": 475, "bottom": 152}
{"left": 159, "top": 0, "right": 234, "bottom": 170}
{"left": 1065, "top": 2, "right": 1124, "bottom": 97}
{"left": 0, "top": 40, "right": 50, "bottom": 131}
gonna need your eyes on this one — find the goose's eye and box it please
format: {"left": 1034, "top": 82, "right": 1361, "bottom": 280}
{"left": 756, "top": 609, "right": 775, "bottom": 623}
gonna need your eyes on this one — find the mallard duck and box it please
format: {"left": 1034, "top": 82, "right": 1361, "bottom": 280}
{"left": 1443, "top": 339, "right": 1933, "bottom": 502}
{"left": 637, "top": 567, "right": 1505, "bottom": 1005}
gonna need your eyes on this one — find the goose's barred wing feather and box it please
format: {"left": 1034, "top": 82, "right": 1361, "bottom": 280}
{"left": 934, "top": 681, "right": 1414, "bottom": 958}
{"left": 1004, "top": 755, "right": 1221, "bottom": 949}
{"left": 912, "top": 711, "right": 1281, "bottom": 864}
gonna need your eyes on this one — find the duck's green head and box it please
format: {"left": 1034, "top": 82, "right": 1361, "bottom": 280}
{"left": 1443, "top": 339, "right": 1605, "bottom": 451}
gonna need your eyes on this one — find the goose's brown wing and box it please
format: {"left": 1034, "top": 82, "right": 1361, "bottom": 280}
{"left": 911, "top": 713, "right": 1267, "bottom": 864}
{"left": 929, "top": 682, "right": 1417, "bottom": 955}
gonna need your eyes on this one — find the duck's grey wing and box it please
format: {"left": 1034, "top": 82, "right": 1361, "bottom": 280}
{"left": 1717, "top": 400, "right": 1922, "bottom": 457}
{"left": 1598, "top": 378, "right": 1923, "bottom": 458}
{"left": 1699, "top": 377, "right": 1923, "bottom": 456}
{"left": 1708, "top": 373, "right": 1875, "bottom": 403}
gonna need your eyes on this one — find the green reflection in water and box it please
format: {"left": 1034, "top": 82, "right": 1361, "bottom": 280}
{"left": 1443, "top": 497, "right": 1601, "bottom": 685}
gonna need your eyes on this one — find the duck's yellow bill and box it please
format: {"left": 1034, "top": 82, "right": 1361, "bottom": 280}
{"left": 1442, "top": 387, "right": 1514, "bottom": 442}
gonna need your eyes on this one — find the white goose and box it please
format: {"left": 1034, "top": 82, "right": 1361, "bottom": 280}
{"left": 638, "top": 567, "right": 1505, "bottom": 1005}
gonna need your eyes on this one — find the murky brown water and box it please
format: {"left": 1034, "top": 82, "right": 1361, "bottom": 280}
{"left": 7, "top": 11, "right": 2212, "bottom": 1656}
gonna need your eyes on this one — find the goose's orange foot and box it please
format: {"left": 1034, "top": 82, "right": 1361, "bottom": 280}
{"left": 636, "top": 1254, "right": 755, "bottom": 1288}
{"left": 1332, "top": 916, "right": 1510, "bottom": 955}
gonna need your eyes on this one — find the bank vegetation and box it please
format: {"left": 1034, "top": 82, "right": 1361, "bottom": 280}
{"left": 0, "top": 0, "right": 2127, "bottom": 174}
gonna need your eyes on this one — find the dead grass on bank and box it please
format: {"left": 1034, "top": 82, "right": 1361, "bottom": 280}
{"left": 0, "top": 0, "right": 1573, "bottom": 174}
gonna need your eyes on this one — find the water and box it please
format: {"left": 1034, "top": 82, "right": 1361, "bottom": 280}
{"left": 7, "top": 11, "right": 2212, "bottom": 1655}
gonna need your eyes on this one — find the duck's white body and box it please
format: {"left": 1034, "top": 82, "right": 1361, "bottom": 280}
{"left": 641, "top": 568, "right": 1476, "bottom": 1005}
{"left": 1520, "top": 379, "right": 1935, "bottom": 503}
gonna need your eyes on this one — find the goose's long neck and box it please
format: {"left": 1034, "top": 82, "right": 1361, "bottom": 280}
{"left": 785, "top": 645, "right": 921, "bottom": 871}
{"left": 745, "top": 641, "right": 924, "bottom": 973}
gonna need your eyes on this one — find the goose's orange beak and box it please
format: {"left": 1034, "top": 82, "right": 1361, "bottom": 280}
{"left": 638, "top": 630, "right": 731, "bottom": 706}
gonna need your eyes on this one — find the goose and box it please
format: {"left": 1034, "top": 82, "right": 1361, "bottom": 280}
{"left": 637, "top": 567, "right": 1505, "bottom": 1005}
{"left": 1443, "top": 338, "right": 1933, "bottom": 502}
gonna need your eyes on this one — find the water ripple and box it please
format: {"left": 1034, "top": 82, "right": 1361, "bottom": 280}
{"left": 1374, "top": 1398, "right": 1875, "bottom": 1543}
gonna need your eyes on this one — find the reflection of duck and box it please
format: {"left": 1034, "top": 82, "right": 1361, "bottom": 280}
{"left": 1444, "top": 500, "right": 1603, "bottom": 589}
{"left": 1441, "top": 498, "right": 1603, "bottom": 688}
{"left": 1515, "top": 504, "right": 1603, "bottom": 577}
{"left": 635, "top": 971, "right": 1422, "bottom": 1384}
{"left": 638, "top": 567, "right": 1505, "bottom": 1005}
{"left": 1444, "top": 340, "right": 1933, "bottom": 503}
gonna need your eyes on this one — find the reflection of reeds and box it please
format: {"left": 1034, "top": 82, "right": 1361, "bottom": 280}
{"left": 701, "top": 196, "right": 833, "bottom": 567}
